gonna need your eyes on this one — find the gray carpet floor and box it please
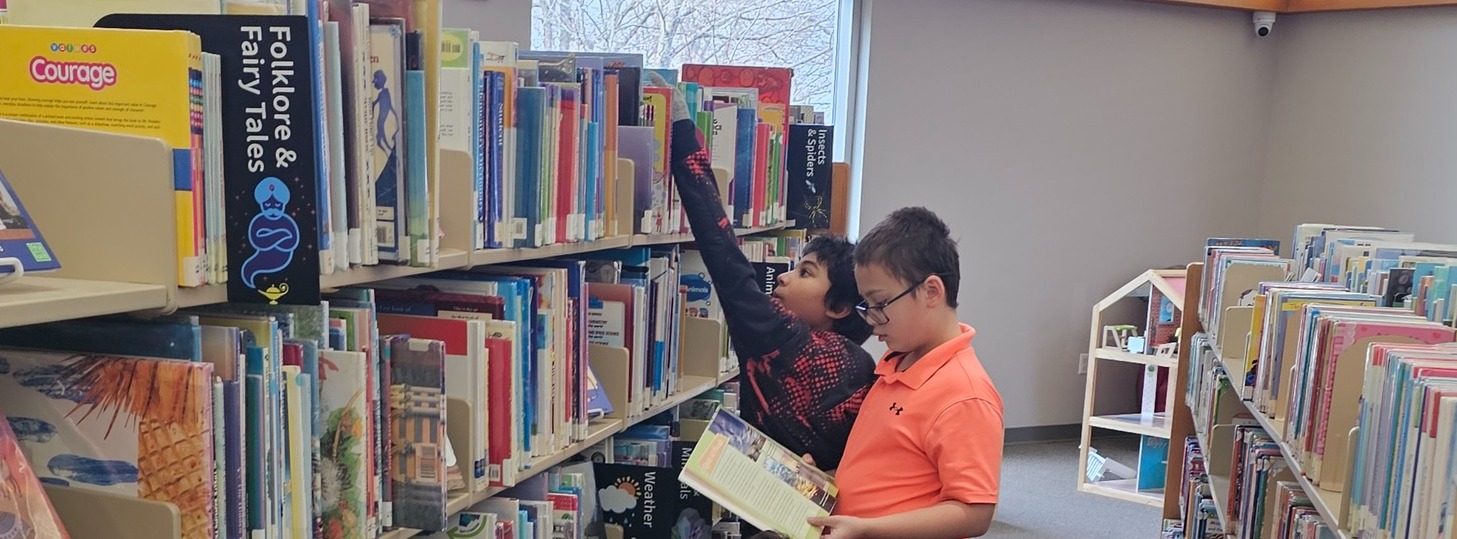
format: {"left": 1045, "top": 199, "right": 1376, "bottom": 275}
{"left": 989, "top": 437, "right": 1163, "bottom": 538}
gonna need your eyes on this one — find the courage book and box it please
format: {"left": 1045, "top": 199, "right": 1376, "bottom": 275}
{"left": 0, "top": 25, "right": 204, "bottom": 287}
{"left": 679, "top": 408, "right": 837, "bottom": 539}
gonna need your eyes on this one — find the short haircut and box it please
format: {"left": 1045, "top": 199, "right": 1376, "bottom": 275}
{"left": 854, "top": 206, "right": 961, "bottom": 308}
{"left": 803, "top": 235, "right": 875, "bottom": 344}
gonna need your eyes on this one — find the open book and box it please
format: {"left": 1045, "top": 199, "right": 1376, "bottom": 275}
{"left": 679, "top": 408, "right": 837, "bottom": 539}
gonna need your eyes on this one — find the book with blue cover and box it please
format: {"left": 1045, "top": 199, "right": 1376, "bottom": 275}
{"left": 0, "top": 167, "right": 59, "bottom": 273}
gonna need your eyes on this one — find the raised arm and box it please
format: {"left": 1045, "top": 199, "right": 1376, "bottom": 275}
{"left": 656, "top": 75, "right": 801, "bottom": 359}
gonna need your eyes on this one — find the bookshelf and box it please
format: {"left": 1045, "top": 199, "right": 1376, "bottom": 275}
{"left": 1175, "top": 322, "right": 1352, "bottom": 537}
{"left": 1078, "top": 268, "right": 1189, "bottom": 507}
{"left": 0, "top": 277, "right": 169, "bottom": 328}
{"left": 0, "top": 117, "right": 790, "bottom": 325}
{"left": 1164, "top": 257, "right": 1355, "bottom": 539}
{"left": 0, "top": 112, "right": 787, "bottom": 538}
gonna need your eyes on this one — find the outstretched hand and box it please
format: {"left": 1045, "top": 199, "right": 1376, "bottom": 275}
{"left": 645, "top": 71, "right": 692, "bottom": 124}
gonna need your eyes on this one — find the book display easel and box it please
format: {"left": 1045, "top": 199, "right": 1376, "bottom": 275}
{"left": 0, "top": 115, "right": 798, "bottom": 539}
{"left": 1079, "top": 268, "right": 1188, "bottom": 507}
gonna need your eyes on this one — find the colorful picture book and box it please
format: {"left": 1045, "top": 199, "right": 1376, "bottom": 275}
{"left": 680, "top": 408, "right": 836, "bottom": 539}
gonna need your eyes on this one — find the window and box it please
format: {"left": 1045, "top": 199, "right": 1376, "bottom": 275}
{"left": 531, "top": 0, "right": 858, "bottom": 160}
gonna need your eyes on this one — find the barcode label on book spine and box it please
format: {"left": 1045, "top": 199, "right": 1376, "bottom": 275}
{"left": 376, "top": 223, "right": 396, "bottom": 247}
{"left": 417, "top": 443, "right": 441, "bottom": 481}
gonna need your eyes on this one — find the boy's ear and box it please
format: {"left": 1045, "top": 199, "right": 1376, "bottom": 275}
{"left": 923, "top": 275, "right": 947, "bottom": 307}
{"left": 825, "top": 303, "right": 852, "bottom": 321}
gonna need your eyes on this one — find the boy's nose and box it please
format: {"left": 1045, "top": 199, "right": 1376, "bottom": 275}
{"left": 776, "top": 272, "right": 790, "bottom": 286}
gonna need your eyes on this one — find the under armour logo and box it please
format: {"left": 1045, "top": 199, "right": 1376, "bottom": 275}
{"left": 890, "top": 403, "right": 904, "bottom": 415}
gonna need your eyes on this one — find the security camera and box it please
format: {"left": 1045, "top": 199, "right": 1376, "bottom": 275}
{"left": 1253, "top": 11, "right": 1276, "bottom": 37}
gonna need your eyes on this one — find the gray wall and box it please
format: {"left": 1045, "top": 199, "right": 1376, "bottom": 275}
{"left": 853, "top": 0, "right": 1273, "bottom": 428}
{"left": 1259, "top": 7, "right": 1457, "bottom": 243}
{"left": 444, "top": 0, "right": 531, "bottom": 45}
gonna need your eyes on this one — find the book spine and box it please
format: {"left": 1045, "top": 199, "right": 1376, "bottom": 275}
{"left": 490, "top": 70, "right": 507, "bottom": 249}
{"left": 405, "top": 32, "right": 430, "bottom": 266}
{"left": 184, "top": 48, "right": 207, "bottom": 287}
{"left": 307, "top": 0, "right": 333, "bottom": 275}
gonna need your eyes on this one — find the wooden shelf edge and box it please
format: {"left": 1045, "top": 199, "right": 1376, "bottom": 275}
{"left": 1094, "top": 347, "right": 1178, "bottom": 368}
{"left": 1131, "top": 0, "right": 1287, "bottom": 11}
{"left": 1089, "top": 414, "right": 1173, "bottom": 438}
{"left": 632, "top": 222, "right": 794, "bottom": 247}
{"left": 321, "top": 249, "right": 471, "bottom": 289}
{"left": 632, "top": 232, "right": 695, "bottom": 246}
{"left": 470, "top": 236, "right": 634, "bottom": 266}
{"left": 1131, "top": 0, "right": 1457, "bottom": 12}
{"left": 627, "top": 375, "right": 717, "bottom": 429}
{"left": 0, "top": 277, "right": 170, "bottom": 329}
{"left": 523, "top": 418, "right": 624, "bottom": 476}
{"left": 1161, "top": 263, "right": 1202, "bottom": 521}
{"left": 1285, "top": 0, "right": 1457, "bottom": 11}
{"left": 1080, "top": 482, "right": 1164, "bottom": 507}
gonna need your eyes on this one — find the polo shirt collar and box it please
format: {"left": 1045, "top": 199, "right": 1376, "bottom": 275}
{"left": 875, "top": 324, "right": 976, "bottom": 389}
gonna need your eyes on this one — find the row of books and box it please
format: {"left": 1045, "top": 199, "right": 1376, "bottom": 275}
{"left": 0, "top": 240, "right": 729, "bottom": 539}
{"left": 419, "top": 372, "right": 747, "bottom": 539}
{"left": 1169, "top": 435, "right": 1224, "bottom": 539}
{"left": 1170, "top": 430, "right": 1334, "bottom": 539}
{"left": 1191, "top": 223, "right": 1457, "bottom": 539}
{"left": 0, "top": 1, "right": 839, "bottom": 293}
{"left": 1180, "top": 332, "right": 1336, "bottom": 539}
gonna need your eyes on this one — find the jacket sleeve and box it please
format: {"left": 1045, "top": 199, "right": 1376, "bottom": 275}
{"left": 668, "top": 118, "right": 801, "bottom": 360}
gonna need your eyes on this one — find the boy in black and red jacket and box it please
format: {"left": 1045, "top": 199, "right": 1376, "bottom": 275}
{"left": 650, "top": 74, "right": 876, "bottom": 471}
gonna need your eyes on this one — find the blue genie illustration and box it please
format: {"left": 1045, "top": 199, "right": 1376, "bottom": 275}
{"left": 241, "top": 177, "right": 299, "bottom": 299}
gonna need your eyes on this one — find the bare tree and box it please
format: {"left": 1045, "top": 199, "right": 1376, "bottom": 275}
{"left": 532, "top": 0, "right": 839, "bottom": 112}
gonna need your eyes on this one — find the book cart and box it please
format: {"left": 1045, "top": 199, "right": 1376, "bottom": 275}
{"left": 0, "top": 117, "right": 784, "bottom": 539}
{"left": 1078, "top": 268, "right": 1189, "bottom": 507}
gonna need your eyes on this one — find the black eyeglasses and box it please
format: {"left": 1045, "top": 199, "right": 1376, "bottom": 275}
{"left": 855, "top": 279, "right": 927, "bottom": 325}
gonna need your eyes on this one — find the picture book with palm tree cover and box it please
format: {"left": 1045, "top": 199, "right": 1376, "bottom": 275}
{"left": 0, "top": 349, "right": 216, "bottom": 539}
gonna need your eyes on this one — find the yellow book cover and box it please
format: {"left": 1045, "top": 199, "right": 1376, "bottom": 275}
{"left": 0, "top": 25, "right": 204, "bottom": 287}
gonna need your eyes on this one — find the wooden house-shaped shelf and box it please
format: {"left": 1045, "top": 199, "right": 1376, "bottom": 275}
{"left": 1077, "top": 268, "right": 1189, "bottom": 507}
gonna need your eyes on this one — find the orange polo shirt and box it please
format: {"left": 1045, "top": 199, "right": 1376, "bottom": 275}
{"left": 833, "top": 324, "right": 1004, "bottom": 518}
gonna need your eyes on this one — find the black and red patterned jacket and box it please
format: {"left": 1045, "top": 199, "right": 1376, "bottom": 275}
{"left": 669, "top": 118, "right": 876, "bottom": 470}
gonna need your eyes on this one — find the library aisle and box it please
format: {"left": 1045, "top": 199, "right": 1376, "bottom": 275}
{"left": 996, "top": 438, "right": 1160, "bottom": 539}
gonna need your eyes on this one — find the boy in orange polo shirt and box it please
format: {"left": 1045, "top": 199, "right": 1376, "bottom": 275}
{"left": 808, "top": 207, "right": 1004, "bottom": 538}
